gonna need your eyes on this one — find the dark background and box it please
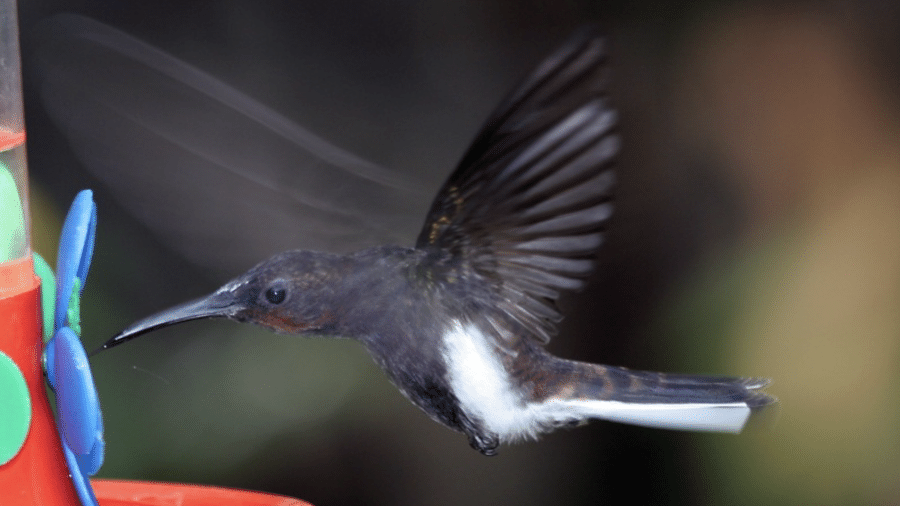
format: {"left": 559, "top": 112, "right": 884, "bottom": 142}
{"left": 17, "top": 1, "right": 900, "bottom": 505}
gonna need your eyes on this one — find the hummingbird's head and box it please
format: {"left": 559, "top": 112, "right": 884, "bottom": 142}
{"left": 227, "top": 250, "right": 346, "bottom": 334}
{"left": 95, "top": 250, "right": 346, "bottom": 354}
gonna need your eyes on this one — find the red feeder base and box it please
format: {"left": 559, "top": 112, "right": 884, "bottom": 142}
{"left": 92, "top": 479, "right": 311, "bottom": 506}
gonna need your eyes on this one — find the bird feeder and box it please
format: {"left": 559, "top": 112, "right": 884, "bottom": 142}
{"left": 0, "top": 1, "right": 308, "bottom": 503}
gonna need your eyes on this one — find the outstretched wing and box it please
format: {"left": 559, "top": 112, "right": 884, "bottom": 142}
{"left": 416, "top": 28, "right": 618, "bottom": 344}
{"left": 32, "top": 14, "right": 427, "bottom": 275}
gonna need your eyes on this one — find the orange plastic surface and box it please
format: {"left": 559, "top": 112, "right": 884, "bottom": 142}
{"left": 92, "top": 479, "right": 312, "bottom": 506}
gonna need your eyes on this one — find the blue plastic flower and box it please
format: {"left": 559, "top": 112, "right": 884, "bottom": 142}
{"left": 41, "top": 190, "right": 103, "bottom": 506}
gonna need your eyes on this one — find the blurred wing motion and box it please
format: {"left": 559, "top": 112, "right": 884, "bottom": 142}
{"left": 31, "top": 14, "right": 428, "bottom": 274}
{"left": 417, "top": 28, "right": 616, "bottom": 344}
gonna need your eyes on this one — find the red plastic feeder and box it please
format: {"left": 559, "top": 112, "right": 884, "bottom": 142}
{"left": 92, "top": 480, "right": 310, "bottom": 506}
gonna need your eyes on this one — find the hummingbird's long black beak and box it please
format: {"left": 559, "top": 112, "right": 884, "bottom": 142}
{"left": 91, "top": 289, "right": 241, "bottom": 356}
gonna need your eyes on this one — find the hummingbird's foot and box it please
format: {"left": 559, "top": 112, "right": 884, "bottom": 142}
{"left": 468, "top": 432, "right": 499, "bottom": 456}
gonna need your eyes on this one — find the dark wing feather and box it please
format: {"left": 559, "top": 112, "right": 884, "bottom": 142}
{"left": 416, "top": 28, "right": 618, "bottom": 344}
{"left": 32, "top": 14, "right": 427, "bottom": 275}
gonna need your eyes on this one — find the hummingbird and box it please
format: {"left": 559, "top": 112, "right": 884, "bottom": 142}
{"left": 87, "top": 27, "right": 775, "bottom": 456}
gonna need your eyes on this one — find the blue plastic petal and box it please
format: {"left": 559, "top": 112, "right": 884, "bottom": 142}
{"left": 74, "top": 440, "right": 103, "bottom": 477}
{"left": 77, "top": 204, "right": 96, "bottom": 285}
{"left": 62, "top": 442, "right": 99, "bottom": 506}
{"left": 75, "top": 415, "right": 104, "bottom": 476}
{"left": 54, "top": 190, "right": 96, "bottom": 332}
{"left": 44, "top": 335, "right": 57, "bottom": 390}
{"left": 53, "top": 327, "right": 101, "bottom": 455}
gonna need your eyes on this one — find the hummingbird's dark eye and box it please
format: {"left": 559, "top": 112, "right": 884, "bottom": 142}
{"left": 264, "top": 284, "right": 287, "bottom": 305}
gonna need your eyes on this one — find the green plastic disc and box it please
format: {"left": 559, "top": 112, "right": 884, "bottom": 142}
{"left": 32, "top": 253, "right": 56, "bottom": 342}
{"left": 0, "top": 351, "right": 31, "bottom": 465}
{"left": 0, "top": 160, "right": 26, "bottom": 263}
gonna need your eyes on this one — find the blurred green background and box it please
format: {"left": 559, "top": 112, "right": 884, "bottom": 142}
{"left": 17, "top": 1, "right": 900, "bottom": 505}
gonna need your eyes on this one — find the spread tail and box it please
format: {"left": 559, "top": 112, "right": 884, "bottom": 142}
{"left": 540, "top": 363, "right": 778, "bottom": 434}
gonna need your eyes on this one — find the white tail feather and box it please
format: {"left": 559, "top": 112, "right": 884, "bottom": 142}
{"left": 541, "top": 399, "right": 752, "bottom": 433}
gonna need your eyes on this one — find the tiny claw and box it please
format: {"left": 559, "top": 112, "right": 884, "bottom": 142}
{"left": 468, "top": 433, "right": 499, "bottom": 456}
